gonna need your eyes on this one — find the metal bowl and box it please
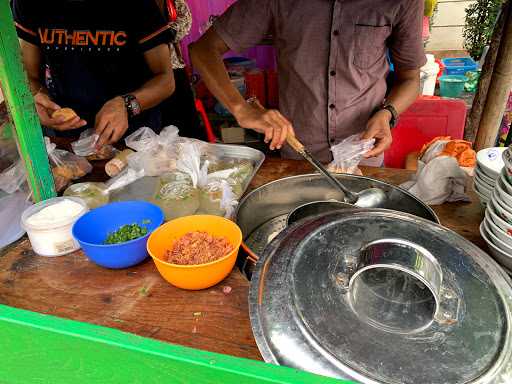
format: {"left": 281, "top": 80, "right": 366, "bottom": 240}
{"left": 286, "top": 200, "right": 354, "bottom": 226}
{"left": 236, "top": 174, "right": 439, "bottom": 267}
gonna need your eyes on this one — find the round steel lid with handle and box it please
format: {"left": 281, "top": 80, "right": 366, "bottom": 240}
{"left": 249, "top": 209, "right": 512, "bottom": 384}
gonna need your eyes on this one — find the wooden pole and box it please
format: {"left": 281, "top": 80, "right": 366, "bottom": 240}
{"left": 0, "top": 1, "right": 55, "bottom": 201}
{"left": 465, "top": 3, "right": 508, "bottom": 142}
{"left": 475, "top": 3, "right": 512, "bottom": 150}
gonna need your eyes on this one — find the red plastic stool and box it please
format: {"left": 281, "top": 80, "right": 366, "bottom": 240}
{"left": 384, "top": 97, "right": 467, "bottom": 168}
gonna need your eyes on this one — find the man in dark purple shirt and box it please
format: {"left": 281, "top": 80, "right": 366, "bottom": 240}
{"left": 190, "top": 0, "right": 426, "bottom": 162}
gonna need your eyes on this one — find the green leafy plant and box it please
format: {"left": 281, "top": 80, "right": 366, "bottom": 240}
{"left": 463, "top": 0, "right": 505, "bottom": 60}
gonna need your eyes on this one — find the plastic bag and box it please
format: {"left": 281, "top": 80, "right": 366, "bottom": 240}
{"left": 125, "top": 126, "right": 179, "bottom": 176}
{"left": 176, "top": 141, "right": 209, "bottom": 188}
{"left": 71, "top": 128, "right": 115, "bottom": 160}
{"left": 151, "top": 172, "right": 200, "bottom": 221}
{"left": 327, "top": 134, "right": 375, "bottom": 175}
{"left": 0, "top": 160, "right": 26, "bottom": 194}
{"left": 46, "top": 137, "right": 93, "bottom": 192}
{"left": 0, "top": 190, "right": 32, "bottom": 249}
{"left": 63, "top": 182, "right": 109, "bottom": 209}
{"left": 199, "top": 178, "right": 238, "bottom": 218}
{"left": 104, "top": 167, "right": 145, "bottom": 193}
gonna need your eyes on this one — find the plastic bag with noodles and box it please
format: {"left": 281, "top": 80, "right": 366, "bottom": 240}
{"left": 327, "top": 134, "right": 375, "bottom": 175}
{"left": 199, "top": 178, "right": 238, "bottom": 218}
{"left": 46, "top": 137, "right": 93, "bottom": 191}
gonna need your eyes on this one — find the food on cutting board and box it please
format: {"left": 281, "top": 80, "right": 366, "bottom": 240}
{"left": 165, "top": 231, "right": 233, "bottom": 265}
{"left": 104, "top": 223, "right": 149, "bottom": 245}
{"left": 51, "top": 108, "right": 78, "bottom": 121}
{"left": 63, "top": 182, "right": 109, "bottom": 209}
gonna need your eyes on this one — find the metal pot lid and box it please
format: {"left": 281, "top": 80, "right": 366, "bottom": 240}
{"left": 249, "top": 209, "right": 512, "bottom": 384}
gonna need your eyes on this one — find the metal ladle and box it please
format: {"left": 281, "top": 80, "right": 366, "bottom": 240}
{"left": 286, "top": 135, "right": 387, "bottom": 208}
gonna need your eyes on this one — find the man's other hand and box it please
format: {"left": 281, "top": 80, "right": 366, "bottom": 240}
{"left": 362, "top": 110, "right": 393, "bottom": 158}
{"left": 34, "top": 92, "right": 86, "bottom": 131}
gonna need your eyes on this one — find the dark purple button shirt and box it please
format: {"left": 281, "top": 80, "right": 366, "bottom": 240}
{"left": 214, "top": 0, "right": 426, "bottom": 162}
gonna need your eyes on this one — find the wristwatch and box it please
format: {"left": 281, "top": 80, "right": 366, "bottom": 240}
{"left": 122, "top": 94, "right": 141, "bottom": 119}
{"left": 379, "top": 102, "right": 398, "bottom": 128}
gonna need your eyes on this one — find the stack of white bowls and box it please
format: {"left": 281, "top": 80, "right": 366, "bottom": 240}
{"left": 474, "top": 147, "right": 507, "bottom": 206}
{"left": 480, "top": 146, "right": 512, "bottom": 271}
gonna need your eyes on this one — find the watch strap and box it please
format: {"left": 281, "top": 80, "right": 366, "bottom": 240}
{"left": 381, "top": 103, "right": 398, "bottom": 128}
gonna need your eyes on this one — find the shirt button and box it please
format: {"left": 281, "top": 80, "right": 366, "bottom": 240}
{"left": 330, "top": 70, "right": 336, "bottom": 76}
{"left": 329, "top": 104, "right": 336, "bottom": 110}
{"left": 333, "top": 30, "right": 340, "bottom": 36}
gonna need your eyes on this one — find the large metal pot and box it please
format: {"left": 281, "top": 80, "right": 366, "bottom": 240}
{"left": 235, "top": 174, "right": 439, "bottom": 275}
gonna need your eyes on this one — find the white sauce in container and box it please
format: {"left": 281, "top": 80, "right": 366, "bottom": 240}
{"left": 21, "top": 197, "right": 88, "bottom": 256}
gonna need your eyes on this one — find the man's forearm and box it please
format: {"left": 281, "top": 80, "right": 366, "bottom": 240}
{"left": 189, "top": 30, "right": 247, "bottom": 117}
{"left": 132, "top": 72, "right": 174, "bottom": 111}
{"left": 386, "top": 70, "right": 421, "bottom": 115}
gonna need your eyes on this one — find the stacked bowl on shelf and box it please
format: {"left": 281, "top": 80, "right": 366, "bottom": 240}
{"left": 480, "top": 146, "right": 512, "bottom": 271}
{"left": 474, "top": 147, "right": 507, "bottom": 206}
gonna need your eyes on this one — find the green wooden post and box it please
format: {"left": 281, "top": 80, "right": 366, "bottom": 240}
{"left": 0, "top": 1, "right": 55, "bottom": 201}
{"left": 0, "top": 304, "right": 351, "bottom": 384}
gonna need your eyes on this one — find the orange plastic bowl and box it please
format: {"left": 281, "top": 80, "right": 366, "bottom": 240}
{"left": 147, "top": 215, "right": 242, "bottom": 290}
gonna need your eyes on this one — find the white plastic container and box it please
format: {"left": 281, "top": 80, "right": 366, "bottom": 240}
{"left": 420, "top": 54, "right": 440, "bottom": 96}
{"left": 21, "top": 197, "right": 88, "bottom": 257}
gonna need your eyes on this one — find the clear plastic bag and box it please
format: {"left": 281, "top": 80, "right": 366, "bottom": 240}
{"left": 199, "top": 178, "right": 238, "bottom": 218}
{"left": 151, "top": 172, "right": 200, "bottom": 221}
{"left": 46, "top": 137, "right": 93, "bottom": 192}
{"left": 0, "top": 160, "right": 26, "bottom": 194}
{"left": 125, "top": 126, "right": 179, "bottom": 176}
{"left": 104, "top": 167, "right": 145, "bottom": 194}
{"left": 71, "top": 128, "right": 115, "bottom": 160}
{"left": 63, "top": 182, "right": 109, "bottom": 209}
{"left": 327, "top": 134, "right": 375, "bottom": 175}
{"left": 176, "top": 141, "right": 209, "bottom": 188}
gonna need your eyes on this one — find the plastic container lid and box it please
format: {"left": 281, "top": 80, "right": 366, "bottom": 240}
{"left": 21, "top": 196, "right": 88, "bottom": 231}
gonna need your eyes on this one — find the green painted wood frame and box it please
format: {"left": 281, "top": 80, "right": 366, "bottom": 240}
{"left": 0, "top": 0, "right": 56, "bottom": 201}
{"left": 0, "top": 304, "right": 350, "bottom": 383}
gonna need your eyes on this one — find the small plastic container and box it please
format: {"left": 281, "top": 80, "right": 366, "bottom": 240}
{"left": 441, "top": 57, "right": 477, "bottom": 76}
{"left": 21, "top": 197, "right": 88, "bottom": 257}
{"left": 439, "top": 75, "right": 468, "bottom": 98}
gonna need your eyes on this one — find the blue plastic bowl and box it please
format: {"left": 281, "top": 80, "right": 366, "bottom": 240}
{"left": 72, "top": 201, "right": 164, "bottom": 269}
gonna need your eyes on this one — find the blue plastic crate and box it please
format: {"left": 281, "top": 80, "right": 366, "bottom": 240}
{"left": 442, "top": 57, "right": 477, "bottom": 76}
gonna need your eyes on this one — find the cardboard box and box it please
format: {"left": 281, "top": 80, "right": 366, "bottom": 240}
{"left": 221, "top": 127, "right": 246, "bottom": 144}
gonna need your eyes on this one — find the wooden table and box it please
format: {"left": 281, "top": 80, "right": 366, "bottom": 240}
{"left": 0, "top": 158, "right": 486, "bottom": 361}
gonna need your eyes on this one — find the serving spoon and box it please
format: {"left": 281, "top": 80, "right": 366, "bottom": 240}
{"left": 286, "top": 135, "right": 387, "bottom": 208}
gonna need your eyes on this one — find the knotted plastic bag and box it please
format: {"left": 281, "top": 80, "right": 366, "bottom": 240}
{"left": 125, "top": 126, "right": 180, "bottom": 176}
{"left": 327, "top": 134, "right": 375, "bottom": 175}
{"left": 71, "top": 128, "right": 115, "bottom": 160}
{"left": 46, "top": 137, "right": 92, "bottom": 191}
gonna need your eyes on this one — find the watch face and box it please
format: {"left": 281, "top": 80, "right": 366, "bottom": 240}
{"left": 130, "top": 98, "right": 141, "bottom": 116}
